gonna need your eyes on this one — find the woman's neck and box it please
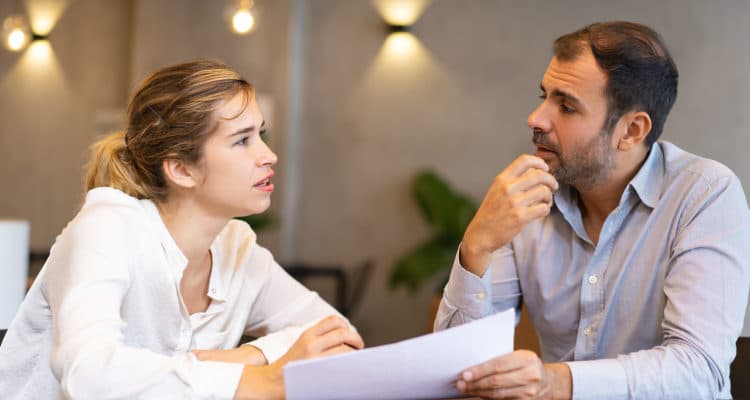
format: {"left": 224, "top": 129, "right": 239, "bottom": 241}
{"left": 155, "top": 196, "right": 228, "bottom": 268}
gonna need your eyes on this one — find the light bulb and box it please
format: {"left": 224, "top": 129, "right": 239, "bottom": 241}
{"left": 2, "top": 15, "right": 32, "bottom": 52}
{"left": 7, "top": 29, "right": 27, "bottom": 51}
{"left": 232, "top": 9, "right": 255, "bottom": 34}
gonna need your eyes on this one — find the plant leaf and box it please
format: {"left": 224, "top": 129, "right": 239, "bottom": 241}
{"left": 389, "top": 236, "right": 457, "bottom": 293}
{"left": 235, "top": 213, "right": 276, "bottom": 231}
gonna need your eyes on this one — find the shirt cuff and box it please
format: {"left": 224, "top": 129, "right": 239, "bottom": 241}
{"left": 567, "top": 359, "right": 629, "bottom": 400}
{"left": 191, "top": 358, "right": 244, "bottom": 399}
{"left": 443, "top": 245, "right": 493, "bottom": 319}
{"left": 248, "top": 326, "right": 305, "bottom": 364}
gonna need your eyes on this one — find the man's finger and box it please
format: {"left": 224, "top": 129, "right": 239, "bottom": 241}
{"left": 518, "top": 184, "right": 554, "bottom": 207}
{"left": 503, "top": 154, "right": 550, "bottom": 179}
{"left": 462, "top": 353, "right": 525, "bottom": 382}
{"left": 461, "top": 368, "right": 531, "bottom": 391}
{"left": 510, "top": 168, "right": 559, "bottom": 194}
{"left": 460, "top": 383, "right": 530, "bottom": 399}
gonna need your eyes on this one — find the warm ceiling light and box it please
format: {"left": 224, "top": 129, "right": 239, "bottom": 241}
{"left": 231, "top": 0, "right": 256, "bottom": 35}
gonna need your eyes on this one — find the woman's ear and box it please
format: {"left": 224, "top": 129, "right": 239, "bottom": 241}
{"left": 617, "top": 111, "right": 652, "bottom": 151}
{"left": 162, "top": 158, "right": 199, "bottom": 189}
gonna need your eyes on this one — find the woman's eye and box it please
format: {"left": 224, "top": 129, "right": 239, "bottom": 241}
{"left": 260, "top": 129, "right": 268, "bottom": 143}
{"left": 235, "top": 136, "right": 249, "bottom": 146}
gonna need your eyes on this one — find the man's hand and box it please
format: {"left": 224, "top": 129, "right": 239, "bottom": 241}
{"left": 193, "top": 345, "right": 268, "bottom": 366}
{"left": 456, "top": 350, "right": 571, "bottom": 399}
{"left": 461, "top": 155, "right": 558, "bottom": 276}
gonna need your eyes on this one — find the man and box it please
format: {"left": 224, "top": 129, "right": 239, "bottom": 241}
{"left": 435, "top": 21, "right": 750, "bottom": 399}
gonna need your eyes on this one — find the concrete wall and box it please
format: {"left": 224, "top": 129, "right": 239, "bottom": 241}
{"left": 1, "top": 0, "right": 749, "bottom": 344}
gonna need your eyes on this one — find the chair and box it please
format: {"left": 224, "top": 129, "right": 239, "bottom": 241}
{"left": 731, "top": 337, "right": 750, "bottom": 399}
{"left": 284, "top": 260, "right": 372, "bottom": 318}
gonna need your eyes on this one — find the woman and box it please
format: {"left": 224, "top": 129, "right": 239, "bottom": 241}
{"left": 0, "top": 60, "right": 363, "bottom": 399}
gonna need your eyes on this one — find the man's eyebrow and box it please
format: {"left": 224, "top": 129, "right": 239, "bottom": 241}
{"left": 541, "top": 83, "right": 582, "bottom": 107}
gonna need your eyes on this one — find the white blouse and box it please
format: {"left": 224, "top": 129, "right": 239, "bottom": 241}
{"left": 0, "top": 187, "right": 344, "bottom": 399}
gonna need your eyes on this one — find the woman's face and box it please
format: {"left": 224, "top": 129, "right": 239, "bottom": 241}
{"left": 191, "top": 91, "right": 277, "bottom": 219}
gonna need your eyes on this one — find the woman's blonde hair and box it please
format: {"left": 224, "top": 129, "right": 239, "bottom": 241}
{"left": 85, "top": 59, "right": 254, "bottom": 201}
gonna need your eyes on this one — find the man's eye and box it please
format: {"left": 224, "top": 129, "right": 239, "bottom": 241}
{"left": 538, "top": 94, "right": 547, "bottom": 100}
{"left": 561, "top": 104, "right": 575, "bottom": 113}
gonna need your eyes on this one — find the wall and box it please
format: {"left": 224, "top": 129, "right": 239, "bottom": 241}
{"left": 0, "top": 0, "right": 132, "bottom": 253}
{"left": 290, "top": 0, "right": 750, "bottom": 343}
{"left": 1, "top": 0, "right": 749, "bottom": 344}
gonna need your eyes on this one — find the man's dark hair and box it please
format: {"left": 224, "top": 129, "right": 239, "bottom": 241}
{"left": 554, "top": 21, "right": 679, "bottom": 146}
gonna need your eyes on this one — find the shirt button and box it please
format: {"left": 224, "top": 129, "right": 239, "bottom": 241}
{"left": 583, "top": 327, "right": 592, "bottom": 336}
{"left": 475, "top": 292, "right": 486, "bottom": 300}
{"left": 588, "top": 275, "right": 598, "bottom": 284}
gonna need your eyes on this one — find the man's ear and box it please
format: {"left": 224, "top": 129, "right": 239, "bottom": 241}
{"left": 617, "top": 111, "right": 652, "bottom": 151}
{"left": 162, "top": 158, "right": 199, "bottom": 189}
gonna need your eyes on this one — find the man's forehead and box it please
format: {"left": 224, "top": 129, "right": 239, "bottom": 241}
{"left": 541, "top": 52, "right": 607, "bottom": 98}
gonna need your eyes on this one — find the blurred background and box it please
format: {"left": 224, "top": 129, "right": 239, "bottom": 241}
{"left": 1, "top": 0, "right": 749, "bottom": 349}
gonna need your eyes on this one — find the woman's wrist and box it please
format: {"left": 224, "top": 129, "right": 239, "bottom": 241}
{"left": 240, "top": 345, "right": 269, "bottom": 365}
{"left": 234, "top": 364, "right": 284, "bottom": 400}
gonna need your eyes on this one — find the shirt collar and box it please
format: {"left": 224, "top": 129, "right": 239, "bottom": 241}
{"left": 551, "top": 142, "right": 664, "bottom": 240}
{"left": 626, "top": 142, "right": 664, "bottom": 209}
{"left": 139, "top": 199, "right": 188, "bottom": 273}
{"left": 206, "top": 240, "right": 227, "bottom": 302}
{"left": 139, "top": 198, "right": 231, "bottom": 303}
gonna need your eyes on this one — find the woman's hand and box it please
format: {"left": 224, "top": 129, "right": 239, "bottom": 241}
{"left": 275, "top": 315, "right": 364, "bottom": 365}
{"left": 234, "top": 315, "right": 364, "bottom": 399}
{"left": 193, "top": 345, "right": 268, "bottom": 366}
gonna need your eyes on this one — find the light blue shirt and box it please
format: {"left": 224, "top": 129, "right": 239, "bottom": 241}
{"left": 435, "top": 141, "right": 750, "bottom": 399}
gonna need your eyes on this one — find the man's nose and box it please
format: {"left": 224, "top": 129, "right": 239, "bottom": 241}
{"left": 527, "top": 103, "right": 552, "bottom": 133}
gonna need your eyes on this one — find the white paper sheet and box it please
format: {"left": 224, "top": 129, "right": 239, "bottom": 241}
{"left": 284, "top": 308, "right": 515, "bottom": 400}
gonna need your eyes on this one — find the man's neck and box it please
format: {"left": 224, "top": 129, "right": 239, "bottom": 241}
{"left": 577, "top": 146, "right": 649, "bottom": 244}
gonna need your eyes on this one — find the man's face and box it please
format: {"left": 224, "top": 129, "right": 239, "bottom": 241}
{"left": 527, "top": 49, "right": 617, "bottom": 191}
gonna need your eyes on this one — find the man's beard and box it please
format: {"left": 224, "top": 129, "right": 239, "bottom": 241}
{"left": 532, "top": 127, "right": 616, "bottom": 191}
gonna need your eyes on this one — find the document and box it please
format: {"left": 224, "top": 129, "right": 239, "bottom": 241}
{"left": 284, "top": 308, "right": 515, "bottom": 400}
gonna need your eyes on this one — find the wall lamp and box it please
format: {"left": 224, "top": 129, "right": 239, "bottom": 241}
{"left": 2, "top": 15, "right": 48, "bottom": 52}
{"left": 386, "top": 24, "right": 411, "bottom": 34}
{"left": 229, "top": 0, "right": 256, "bottom": 35}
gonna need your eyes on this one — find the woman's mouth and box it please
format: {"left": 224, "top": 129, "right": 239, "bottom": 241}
{"left": 254, "top": 174, "right": 275, "bottom": 192}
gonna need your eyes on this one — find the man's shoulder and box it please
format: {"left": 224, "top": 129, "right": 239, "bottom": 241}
{"left": 658, "top": 140, "right": 738, "bottom": 187}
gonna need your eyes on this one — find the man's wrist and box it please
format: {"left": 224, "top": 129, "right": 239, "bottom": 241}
{"left": 459, "top": 239, "right": 493, "bottom": 276}
{"left": 544, "top": 363, "right": 572, "bottom": 400}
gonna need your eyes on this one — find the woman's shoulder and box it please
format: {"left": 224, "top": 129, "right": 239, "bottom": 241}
{"left": 73, "top": 188, "right": 148, "bottom": 229}
{"left": 56, "top": 188, "right": 153, "bottom": 254}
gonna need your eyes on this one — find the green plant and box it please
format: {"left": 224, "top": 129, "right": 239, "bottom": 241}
{"left": 389, "top": 170, "right": 479, "bottom": 293}
{"left": 235, "top": 213, "right": 276, "bottom": 231}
